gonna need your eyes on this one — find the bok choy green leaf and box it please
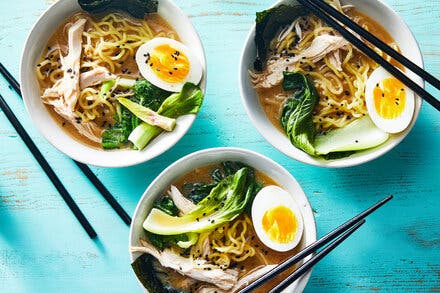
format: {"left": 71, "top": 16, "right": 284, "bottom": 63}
{"left": 142, "top": 167, "right": 255, "bottom": 235}
{"left": 101, "top": 79, "right": 170, "bottom": 149}
{"left": 280, "top": 72, "right": 319, "bottom": 155}
{"left": 129, "top": 82, "right": 203, "bottom": 150}
{"left": 117, "top": 97, "right": 176, "bottom": 131}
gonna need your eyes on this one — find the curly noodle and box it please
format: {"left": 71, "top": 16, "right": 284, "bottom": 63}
{"left": 190, "top": 215, "right": 262, "bottom": 270}
{"left": 36, "top": 12, "right": 177, "bottom": 124}
{"left": 252, "top": 0, "right": 399, "bottom": 131}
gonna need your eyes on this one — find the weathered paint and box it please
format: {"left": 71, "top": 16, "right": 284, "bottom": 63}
{"left": 0, "top": 0, "right": 439, "bottom": 292}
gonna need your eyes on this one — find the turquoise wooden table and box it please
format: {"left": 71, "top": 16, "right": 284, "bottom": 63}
{"left": 0, "top": 0, "right": 439, "bottom": 292}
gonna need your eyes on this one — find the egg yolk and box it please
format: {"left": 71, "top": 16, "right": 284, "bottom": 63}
{"left": 373, "top": 77, "right": 406, "bottom": 119}
{"left": 149, "top": 44, "right": 190, "bottom": 83}
{"left": 262, "top": 206, "right": 297, "bottom": 244}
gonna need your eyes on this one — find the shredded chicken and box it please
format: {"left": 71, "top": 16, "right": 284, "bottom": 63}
{"left": 79, "top": 66, "right": 116, "bottom": 89}
{"left": 199, "top": 234, "right": 212, "bottom": 259}
{"left": 253, "top": 34, "right": 348, "bottom": 88}
{"left": 197, "top": 265, "right": 277, "bottom": 293}
{"left": 231, "top": 265, "right": 277, "bottom": 291}
{"left": 45, "top": 44, "right": 68, "bottom": 58}
{"left": 42, "top": 18, "right": 86, "bottom": 118}
{"left": 72, "top": 121, "right": 103, "bottom": 143}
{"left": 197, "top": 288, "right": 221, "bottom": 293}
{"left": 328, "top": 49, "right": 343, "bottom": 71}
{"left": 131, "top": 239, "right": 239, "bottom": 291}
{"left": 167, "top": 185, "right": 196, "bottom": 215}
{"left": 152, "top": 260, "right": 199, "bottom": 291}
{"left": 40, "top": 18, "right": 102, "bottom": 143}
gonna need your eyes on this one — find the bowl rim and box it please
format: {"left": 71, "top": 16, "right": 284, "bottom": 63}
{"left": 19, "top": 0, "right": 207, "bottom": 168}
{"left": 128, "top": 147, "right": 318, "bottom": 292}
{"left": 238, "top": 0, "right": 424, "bottom": 168}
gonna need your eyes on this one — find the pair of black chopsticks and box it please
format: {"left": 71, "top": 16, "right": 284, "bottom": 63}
{"left": 239, "top": 195, "right": 393, "bottom": 293}
{"left": 0, "top": 63, "right": 131, "bottom": 239}
{"left": 296, "top": 0, "right": 440, "bottom": 111}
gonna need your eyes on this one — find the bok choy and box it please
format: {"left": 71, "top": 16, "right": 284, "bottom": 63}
{"left": 280, "top": 72, "right": 319, "bottom": 155}
{"left": 129, "top": 82, "right": 203, "bottom": 150}
{"left": 117, "top": 97, "right": 176, "bottom": 131}
{"left": 143, "top": 167, "right": 256, "bottom": 235}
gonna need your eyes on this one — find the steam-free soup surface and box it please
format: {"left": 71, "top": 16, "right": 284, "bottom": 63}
{"left": 37, "top": 11, "right": 178, "bottom": 148}
{"left": 257, "top": 9, "right": 398, "bottom": 133}
{"left": 151, "top": 164, "right": 304, "bottom": 292}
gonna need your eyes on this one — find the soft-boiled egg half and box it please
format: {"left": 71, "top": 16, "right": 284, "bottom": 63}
{"left": 365, "top": 66, "right": 415, "bottom": 133}
{"left": 135, "top": 37, "right": 203, "bottom": 92}
{"left": 251, "top": 185, "right": 304, "bottom": 252}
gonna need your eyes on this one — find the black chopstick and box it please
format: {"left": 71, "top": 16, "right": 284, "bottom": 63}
{"left": 238, "top": 195, "right": 393, "bottom": 293}
{"left": 0, "top": 93, "right": 97, "bottom": 238}
{"left": 269, "top": 219, "right": 366, "bottom": 293}
{"left": 0, "top": 63, "right": 20, "bottom": 93}
{"left": 297, "top": 0, "right": 440, "bottom": 111}
{"left": 0, "top": 63, "right": 131, "bottom": 225}
{"left": 309, "top": 0, "right": 440, "bottom": 91}
{"left": 75, "top": 163, "right": 131, "bottom": 225}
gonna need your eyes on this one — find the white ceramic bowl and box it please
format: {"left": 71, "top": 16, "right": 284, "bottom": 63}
{"left": 129, "top": 147, "right": 317, "bottom": 292}
{"left": 20, "top": 0, "right": 206, "bottom": 167}
{"left": 239, "top": 0, "right": 423, "bottom": 168}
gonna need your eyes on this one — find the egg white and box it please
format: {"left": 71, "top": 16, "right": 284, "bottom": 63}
{"left": 251, "top": 185, "right": 304, "bottom": 252}
{"left": 365, "top": 66, "right": 415, "bottom": 134}
{"left": 135, "top": 37, "right": 203, "bottom": 92}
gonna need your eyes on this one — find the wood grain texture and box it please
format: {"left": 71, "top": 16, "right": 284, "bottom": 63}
{"left": 0, "top": 0, "right": 439, "bottom": 292}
